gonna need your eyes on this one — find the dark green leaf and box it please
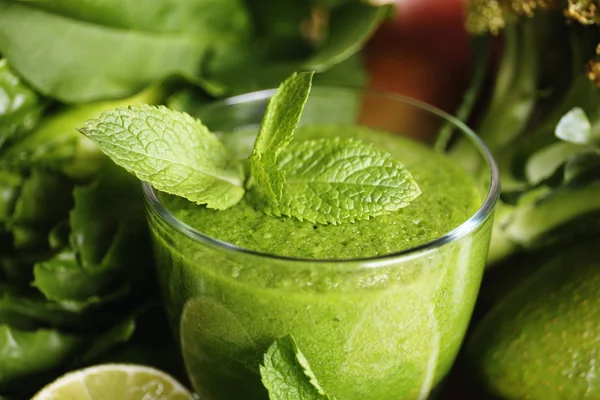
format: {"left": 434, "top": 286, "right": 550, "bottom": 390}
{"left": 0, "top": 287, "right": 132, "bottom": 332}
{"left": 306, "top": 2, "right": 388, "bottom": 71}
{"left": 203, "top": 2, "right": 387, "bottom": 95}
{"left": 15, "top": 0, "right": 251, "bottom": 36}
{"left": 32, "top": 162, "right": 152, "bottom": 304}
{"left": 242, "top": 0, "right": 312, "bottom": 59}
{"left": 0, "top": 170, "right": 21, "bottom": 223}
{"left": 0, "top": 59, "right": 43, "bottom": 148}
{"left": 0, "top": 2, "right": 208, "bottom": 102}
{"left": 78, "top": 317, "right": 136, "bottom": 363}
{"left": 10, "top": 169, "right": 72, "bottom": 229}
{"left": 33, "top": 251, "right": 123, "bottom": 303}
{"left": 0, "top": 324, "right": 83, "bottom": 392}
{"left": 0, "top": 87, "right": 163, "bottom": 179}
{"left": 69, "top": 161, "right": 146, "bottom": 268}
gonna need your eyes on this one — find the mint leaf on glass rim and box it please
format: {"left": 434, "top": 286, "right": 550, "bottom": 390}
{"left": 260, "top": 334, "right": 332, "bottom": 400}
{"left": 255, "top": 137, "right": 421, "bottom": 225}
{"left": 249, "top": 71, "right": 314, "bottom": 199}
{"left": 79, "top": 104, "right": 245, "bottom": 210}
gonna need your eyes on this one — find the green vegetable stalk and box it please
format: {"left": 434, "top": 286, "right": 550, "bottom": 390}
{"left": 456, "top": 0, "right": 600, "bottom": 266}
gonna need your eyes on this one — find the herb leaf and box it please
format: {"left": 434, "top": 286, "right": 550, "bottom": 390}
{"left": 256, "top": 137, "right": 421, "bottom": 225}
{"left": 249, "top": 71, "right": 314, "bottom": 199}
{"left": 80, "top": 104, "right": 244, "bottom": 210}
{"left": 260, "top": 334, "right": 331, "bottom": 400}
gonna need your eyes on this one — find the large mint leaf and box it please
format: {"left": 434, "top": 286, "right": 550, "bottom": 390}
{"left": 260, "top": 335, "right": 331, "bottom": 400}
{"left": 257, "top": 138, "right": 421, "bottom": 225}
{"left": 0, "top": 59, "right": 43, "bottom": 148}
{"left": 80, "top": 104, "right": 244, "bottom": 210}
{"left": 249, "top": 71, "right": 314, "bottom": 199}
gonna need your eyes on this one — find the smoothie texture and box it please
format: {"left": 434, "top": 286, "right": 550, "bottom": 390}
{"left": 148, "top": 125, "right": 492, "bottom": 399}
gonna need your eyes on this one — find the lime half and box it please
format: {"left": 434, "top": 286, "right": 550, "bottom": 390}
{"left": 32, "top": 364, "right": 194, "bottom": 400}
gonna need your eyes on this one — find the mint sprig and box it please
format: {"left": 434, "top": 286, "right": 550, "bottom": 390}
{"left": 249, "top": 71, "right": 314, "bottom": 199}
{"left": 80, "top": 104, "right": 244, "bottom": 210}
{"left": 79, "top": 71, "right": 421, "bottom": 223}
{"left": 260, "top": 137, "right": 421, "bottom": 224}
{"left": 260, "top": 334, "right": 333, "bottom": 400}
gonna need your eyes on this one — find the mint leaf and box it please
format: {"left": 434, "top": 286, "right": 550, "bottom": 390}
{"left": 260, "top": 334, "right": 331, "bottom": 400}
{"left": 256, "top": 137, "right": 421, "bottom": 225}
{"left": 249, "top": 71, "right": 314, "bottom": 199}
{"left": 80, "top": 104, "right": 244, "bottom": 210}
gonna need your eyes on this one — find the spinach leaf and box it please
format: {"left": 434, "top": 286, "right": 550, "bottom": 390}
{"left": 33, "top": 162, "right": 151, "bottom": 304}
{"left": 0, "top": 324, "right": 83, "bottom": 392}
{"left": 203, "top": 1, "right": 387, "bottom": 95}
{"left": 0, "top": 59, "right": 43, "bottom": 148}
{"left": 0, "top": 318, "right": 135, "bottom": 394}
{"left": 306, "top": 2, "right": 388, "bottom": 71}
{"left": 13, "top": 0, "right": 251, "bottom": 36}
{"left": 0, "top": 2, "right": 215, "bottom": 102}
{"left": 0, "top": 86, "right": 162, "bottom": 179}
{"left": 0, "top": 288, "right": 133, "bottom": 332}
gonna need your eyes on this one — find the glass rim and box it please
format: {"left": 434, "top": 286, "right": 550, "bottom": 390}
{"left": 143, "top": 86, "right": 501, "bottom": 264}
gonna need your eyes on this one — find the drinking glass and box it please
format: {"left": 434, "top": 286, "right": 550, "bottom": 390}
{"left": 143, "top": 87, "right": 500, "bottom": 400}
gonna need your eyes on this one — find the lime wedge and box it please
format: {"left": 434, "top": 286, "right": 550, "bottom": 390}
{"left": 32, "top": 364, "right": 194, "bottom": 400}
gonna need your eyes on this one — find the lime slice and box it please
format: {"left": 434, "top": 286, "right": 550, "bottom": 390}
{"left": 32, "top": 364, "right": 194, "bottom": 400}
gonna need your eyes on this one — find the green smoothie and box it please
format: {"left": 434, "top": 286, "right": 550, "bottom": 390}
{"left": 148, "top": 125, "right": 492, "bottom": 399}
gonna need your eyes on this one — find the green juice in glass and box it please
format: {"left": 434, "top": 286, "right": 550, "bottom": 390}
{"left": 147, "top": 119, "right": 494, "bottom": 399}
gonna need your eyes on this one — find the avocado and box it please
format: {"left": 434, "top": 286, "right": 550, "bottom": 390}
{"left": 467, "top": 240, "right": 600, "bottom": 399}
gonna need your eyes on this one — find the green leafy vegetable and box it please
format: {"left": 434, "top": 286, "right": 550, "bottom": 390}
{"left": 0, "top": 59, "right": 43, "bottom": 148}
{"left": 0, "top": 0, "right": 388, "bottom": 102}
{"left": 0, "top": 2, "right": 209, "bottom": 103}
{"left": 0, "top": 324, "right": 82, "bottom": 392}
{"left": 249, "top": 71, "right": 314, "bottom": 199}
{"left": 305, "top": 2, "right": 388, "bottom": 71}
{"left": 0, "top": 85, "right": 163, "bottom": 179}
{"left": 80, "top": 105, "right": 245, "bottom": 210}
{"left": 201, "top": 1, "right": 388, "bottom": 95}
{"left": 258, "top": 138, "right": 421, "bottom": 224}
{"left": 0, "top": 87, "right": 162, "bottom": 395}
{"left": 260, "top": 335, "right": 332, "bottom": 400}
